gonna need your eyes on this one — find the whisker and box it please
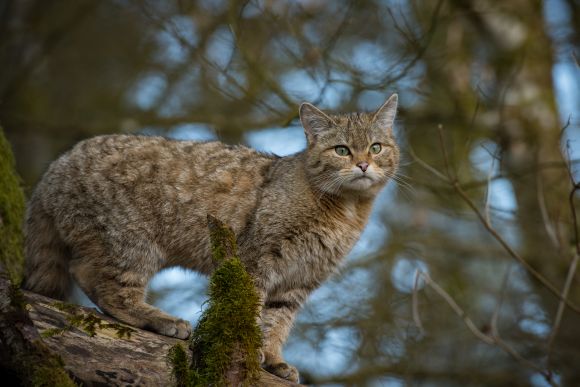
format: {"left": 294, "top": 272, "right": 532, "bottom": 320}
{"left": 392, "top": 171, "right": 413, "bottom": 181}
{"left": 383, "top": 172, "right": 416, "bottom": 200}
{"left": 311, "top": 173, "right": 345, "bottom": 202}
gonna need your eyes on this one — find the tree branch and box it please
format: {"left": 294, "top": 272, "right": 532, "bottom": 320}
{"left": 9, "top": 288, "right": 298, "bottom": 386}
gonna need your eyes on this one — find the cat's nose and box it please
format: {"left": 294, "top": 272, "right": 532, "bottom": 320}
{"left": 357, "top": 162, "right": 369, "bottom": 172}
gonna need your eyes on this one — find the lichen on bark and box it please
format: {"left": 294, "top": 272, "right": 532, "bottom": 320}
{"left": 41, "top": 301, "right": 135, "bottom": 339}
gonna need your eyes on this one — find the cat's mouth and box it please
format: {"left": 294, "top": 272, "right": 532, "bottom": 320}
{"left": 352, "top": 174, "right": 374, "bottom": 182}
{"left": 346, "top": 174, "right": 376, "bottom": 191}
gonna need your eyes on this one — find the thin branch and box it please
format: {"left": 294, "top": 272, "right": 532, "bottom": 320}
{"left": 537, "top": 172, "right": 561, "bottom": 250}
{"left": 453, "top": 181, "right": 580, "bottom": 314}
{"left": 484, "top": 147, "right": 499, "bottom": 225}
{"left": 558, "top": 114, "right": 572, "bottom": 138}
{"left": 460, "top": 159, "right": 580, "bottom": 191}
{"left": 437, "top": 124, "right": 454, "bottom": 180}
{"left": 492, "top": 339, "right": 554, "bottom": 386}
{"left": 548, "top": 143, "right": 580, "bottom": 355}
{"left": 418, "top": 271, "right": 494, "bottom": 344}
{"left": 412, "top": 270, "right": 425, "bottom": 336}
{"left": 416, "top": 271, "right": 556, "bottom": 386}
{"left": 548, "top": 251, "right": 579, "bottom": 353}
{"left": 490, "top": 264, "right": 512, "bottom": 332}
{"left": 412, "top": 129, "right": 580, "bottom": 314}
{"left": 407, "top": 146, "right": 448, "bottom": 182}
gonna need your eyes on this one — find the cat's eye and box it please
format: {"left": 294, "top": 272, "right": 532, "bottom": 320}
{"left": 370, "top": 143, "right": 382, "bottom": 154}
{"left": 335, "top": 146, "right": 350, "bottom": 156}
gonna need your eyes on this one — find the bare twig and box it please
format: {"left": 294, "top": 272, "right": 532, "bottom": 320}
{"left": 453, "top": 177, "right": 580, "bottom": 314}
{"left": 407, "top": 145, "right": 448, "bottom": 182}
{"left": 547, "top": 142, "right": 580, "bottom": 355}
{"left": 417, "top": 271, "right": 494, "bottom": 344}
{"left": 548, "top": 251, "right": 579, "bottom": 352}
{"left": 415, "top": 271, "right": 556, "bottom": 386}
{"left": 412, "top": 270, "right": 425, "bottom": 335}
{"left": 460, "top": 159, "right": 580, "bottom": 191}
{"left": 484, "top": 147, "right": 499, "bottom": 225}
{"left": 437, "top": 124, "right": 454, "bottom": 180}
{"left": 490, "top": 264, "right": 512, "bottom": 332}
{"left": 558, "top": 114, "right": 572, "bottom": 138}
{"left": 411, "top": 130, "right": 580, "bottom": 314}
{"left": 537, "top": 173, "right": 561, "bottom": 250}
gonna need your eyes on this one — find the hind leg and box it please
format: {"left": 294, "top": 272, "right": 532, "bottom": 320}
{"left": 68, "top": 243, "right": 192, "bottom": 339}
{"left": 23, "top": 194, "right": 73, "bottom": 299}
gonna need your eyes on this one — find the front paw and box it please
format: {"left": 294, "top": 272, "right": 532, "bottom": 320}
{"left": 153, "top": 318, "right": 192, "bottom": 339}
{"left": 264, "top": 362, "right": 299, "bottom": 383}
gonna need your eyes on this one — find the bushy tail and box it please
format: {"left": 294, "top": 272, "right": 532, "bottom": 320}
{"left": 22, "top": 193, "right": 72, "bottom": 300}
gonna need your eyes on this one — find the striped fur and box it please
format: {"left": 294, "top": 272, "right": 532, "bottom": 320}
{"left": 23, "top": 95, "right": 399, "bottom": 382}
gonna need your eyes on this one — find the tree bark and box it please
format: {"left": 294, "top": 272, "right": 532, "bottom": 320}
{"left": 0, "top": 266, "right": 75, "bottom": 386}
{"left": 0, "top": 283, "right": 301, "bottom": 386}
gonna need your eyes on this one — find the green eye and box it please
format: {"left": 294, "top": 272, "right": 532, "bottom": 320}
{"left": 370, "top": 143, "right": 382, "bottom": 154}
{"left": 335, "top": 146, "right": 350, "bottom": 156}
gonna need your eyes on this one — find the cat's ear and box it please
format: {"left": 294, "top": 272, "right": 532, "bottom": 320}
{"left": 299, "top": 102, "right": 333, "bottom": 143}
{"left": 373, "top": 93, "right": 398, "bottom": 130}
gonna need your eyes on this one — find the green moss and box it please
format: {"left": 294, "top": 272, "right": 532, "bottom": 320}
{"left": 40, "top": 327, "right": 69, "bottom": 338}
{"left": 0, "top": 126, "right": 26, "bottom": 284}
{"left": 10, "top": 282, "right": 27, "bottom": 308}
{"left": 168, "top": 216, "right": 262, "bottom": 386}
{"left": 1, "top": 276, "right": 77, "bottom": 386}
{"left": 107, "top": 322, "right": 135, "bottom": 339}
{"left": 191, "top": 216, "right": 262, "bottom": 386}
{"left": 207, "top": 214, "right": 238, "bottom": 263}
{"left": 190, "top": 257, "right": 262, "bottom": 386}
{"left": 45, "top": 302, "right": 135, "bottom": 339}
{"left": 31, "top": 356, "right": 77, "bottom": 387}
{"left": 167, "top": 344, "right": 196, "bottom": 387}
{"left": 68, "top": 312, "right": 103, "bottom": 337}
{"left": 51, "top": 301, "right": 78, "bottom": 314}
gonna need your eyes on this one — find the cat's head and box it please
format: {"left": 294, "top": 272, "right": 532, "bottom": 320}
{"left": 299, "top": 94, "right": 399, "bottom": 197}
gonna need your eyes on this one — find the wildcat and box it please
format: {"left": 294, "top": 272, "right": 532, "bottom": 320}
{"left": 23, "top": 94, "right": 399, "bottom": 382}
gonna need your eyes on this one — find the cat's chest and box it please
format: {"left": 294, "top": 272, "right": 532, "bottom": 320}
{"left": 254, "top": 194, "right": 373, "bottom": 290}
{"left": 313, "top": 220, "right": 362, "bottom": 257}
{"left": 273, "top": 218, "right": 364, "bottom": 288}
{"left": 297, "top": 200, "right": 370, "bottom": 258}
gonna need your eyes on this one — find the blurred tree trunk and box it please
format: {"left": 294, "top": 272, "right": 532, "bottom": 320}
{"left": 488, "top": 2, "right": 580, "bottom": 382}
{"left": 407, "top": 0, "right": 580, "bottom": 382}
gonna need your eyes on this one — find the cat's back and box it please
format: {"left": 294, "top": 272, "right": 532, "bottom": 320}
{"left": 46, "top": 134, "right": 271, "bottom": 183}
{"left": 36, "top": 135, "right": 276, "bottom": 239}
{"left": 42, "top": 134, "right": 272, "bottom": 189}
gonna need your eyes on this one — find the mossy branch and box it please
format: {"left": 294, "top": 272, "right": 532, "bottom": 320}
{"left": 0, "top": 126, "right": 26, "bottom": 284}
{"left": 41, "top": 301, "right": 135, "bottom": 339}
{"left": 207, "top": 214, "right": 238, "bottom": 263}
{"left": 168, "top": 215, "right": 262, "bottom": 386}
{"left": 0, "top": 264, "right": 76, "bottom": 387}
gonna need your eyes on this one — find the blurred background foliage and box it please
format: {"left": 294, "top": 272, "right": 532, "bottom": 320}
{"left": 1, "top": 0, "right": 579, "bottom": 385}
